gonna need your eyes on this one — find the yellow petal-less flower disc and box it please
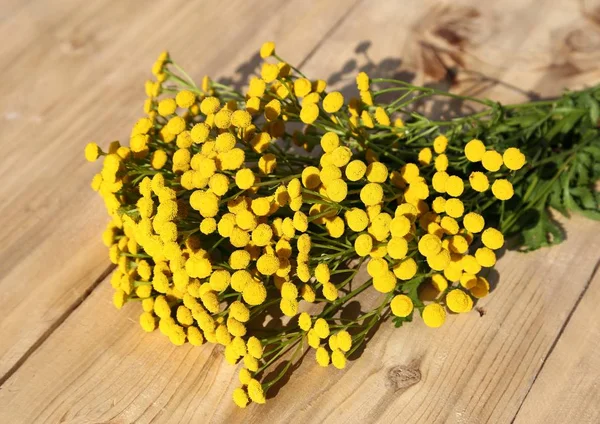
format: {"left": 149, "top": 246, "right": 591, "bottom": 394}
{"left": 373, "top": 271, "right": 397, "bottom": 293}
{"left": 387, "top": 237, "right": 408, "bottom": 260}
{"left": 446, "top": 289, "right": 473, "bottom": 313}
{"left": 445, "top": 198, "right": 464, "bottom": 218}
{"left": 259, "top": 41, "right": 276, "bottom": 58}
{"left": 481, "top": 227, "right": 504, "bottom": 250}
{"left": 431, "top": 274, "right": 448, "bottom": 292}
{"left": 469, "top": 171, "right": 489, "bottom": 192}
{"left": 418, "top": 234, "right": 442, "bottom": 257}
{"left": 326, "top": 178, "right": 348, "bottom": 202}
{"left": 232, "top": 388, "right": 249, "bottom": 408}
{"left": 470, "top": 277, "right": 490, "bottom": 298}
{"left": 360, "top": 183, "right": 384, "bottom": 206}
{"left": 356, "top": 71, "right": 370, "bottom": 91}
{"left": 432, "top": 171, "right": 449, "bottom": 193}
{"left": 260, "top": 63, "right": 279, "bottom": 83}
{"left": 427, "top": 248, "right": 451, "bottom": 271}
{"left": 345, "top": 208, "right": 369, "bottom": 232}
{"left": 366, "top": 162, "right": 389, "bottom": 183}
{"left": 491, "top": 179, "right": 514, "bottom": 200}
{"left": 300, "top": 103, "right": 319, "bottom": 124}
{"left": 463, "top": 212, "right": 485, "bottom": 233}
{"left": 176, "top": 90, "right": 196, "bottom": 109}
{"left": 354, "top": 233, "right": 374, "bottom": 257}
{"left": 433, "top": 135, "right": 448, "bottom": 154}
{"left": 85, "top": 142, "right": 101, "bottom": 162}
{"left": 445, "top": 175, "right": 464, "bottom": 197}
{"left": 331, "top": 349, "right": 346, "bottom": 369}
{"left": 418, "top": 147, "right": 433, "bottom": 165}
{"left": 475, "top": 247, "right": 496, "bottom": 267}
{"left": 422, "top": 303, "right": 446, "bottom": 328}
{"left": 464, "top": 139, "right": 486, "bottom": 162}
{"left": 346, "top": 159, "right": 367, "bottom": 181}
{"left": 482, "top": 150, "right": 503, "bottom": 172}
{"left": 323, "top": 91, "right": 344, "bottom": 113}
{"left": 316, "top": 347, "right": 330, "bottom": 367}
{"left": 393, "top": 258, "right": 418, "bottom": 280}
{"left": 503, "top": 147, "right": 526, "bottom": 170}
{"left": 435, "top": 154, "right": 449, "bottom": 172}
{"left": 391, "top": 294, "right": 413, "bottom": 317}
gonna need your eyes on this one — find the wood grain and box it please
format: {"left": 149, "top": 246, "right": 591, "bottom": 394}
{"left": 513, "top": 266, "right": 600, "bottom": 424}
{"left": 1, "top": 0, "right": 599, "bottom": 423}
{"left": 0, "top": 0, "right": 360, "bottom": 380}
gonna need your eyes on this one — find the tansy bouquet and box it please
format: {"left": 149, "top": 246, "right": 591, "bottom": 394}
{"left": 85, "top": 42, "right": 600, "bottom": 408}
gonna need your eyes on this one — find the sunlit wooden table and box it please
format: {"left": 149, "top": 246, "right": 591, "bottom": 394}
{"left": 1, "top": 1, "right": 599, "bottom": 423}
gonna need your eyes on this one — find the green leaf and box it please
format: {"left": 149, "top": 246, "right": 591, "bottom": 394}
{"left": 519, "top": 209, "right": 565, "bottom": 252}
{"left": 582, "top": 93, "right": 600, "bottom": 125}
{"left": 570, "top": 187, "right": 597, "bottom": 209}
{"left": 545, "top": 110, "right": 585, "bottom": 140}
{"left": 392, "top": 313, "right": 413, "bottom": 328}
{"left": 402, "top": 275, "right": 425, "bottom": 310}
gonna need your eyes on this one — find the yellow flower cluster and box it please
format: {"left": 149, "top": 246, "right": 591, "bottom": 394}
{"left": 86, "top": 42, "right": 522, "bottom": 407}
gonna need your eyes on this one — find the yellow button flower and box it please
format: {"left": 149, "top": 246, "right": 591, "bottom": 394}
{"left": 356, "top": 71, "right": 370, "bottom": 91}
{"left": 445, "top": 175, "right": 464, "bottom": 197}
{"left": 503, "top": 147, "right": 526, "bottom": 170}
{"left": 464, "top": 139, "right": 486, "bottom": 162}
{"left": 316, "top": 347, "right": 330, "bottom": 367}
{"left": 445, "top": 198, "right": 464, "bottom": 218}
{"left": 256, "top": 254, "right": 280, "bottom": 275}
{"left": 492, "top": 179, "right": 514, "bottom": 200}
{"left": 418, "top": 147, "right": 432, "bottom": 165}
{"left": 345, "top": 208, "right": 369, "bottom": 232}
{"left": 418, "top": 234, "right": 442, "bottom": 257}
{"left": 360, "top": 183, "right": 384, "bottom": 206}
{"left": 387, "top": 237, "right": 408, "bottom": 260}
{"left": 475, "top": 247, "right": 496, "bottom": 267}
{"left": 482, "top": 227, "right": 504, "bottom": 250}
{"left": 433, "top": 135, "right": 448, "bottom": 154}
{"left": 331, "top": 349, "right": 346, "bottom": 369}
{"left": 471, "top": 277, "right": 490, "bottom": 298}
{"left": 366, "top": 162, "right": 389, "bottom": 183}
{"left": 373, "top": 270, "right": 397, "bottom": 293}
{"left": 391, "top": 294, "right": 413, "bottom": 317}
{"left": 300, "top": 103, "right": 319, "bottom": 124}
{"left": 446, "top": 289, "right": 473, "bottom": 313}
{"left": 393, "top": 258, "right": 418, "bottom": 280}
{"left": 355, "top": 233, "right": 374, "bottom": 257}
{"left": 482, "top": 150, "right": 503, "bottom": 172}
{"left": 259, "top": 41, "right": 276, "bottom": 58}
{"left": 422, "top": 303, "right": 446, "bottom": 328}
{"left": 432, "top": 171, "right": 449, "bottom": 193}
{"left": 294, "top": 78, "right": 312, "bottom": 97}
{"left": 346, "top": 159, "right": 367, "bottom": 181}
{"left": 85, "top": 142, "right": 101, "bottom": 162}
{"left": 323, "top": 91, "right": 344, "bottom": 113}
{"left": 463, "top": 212, "right": 485, "bottom": 233}
{"left": 435, "top": 154, "right": 449, "bottom": 172}
{"left": 469, "top": 171, "right": 489, "bottom": 192}
{"left": 260, "top": 62, "right": 279, "bottom": 83}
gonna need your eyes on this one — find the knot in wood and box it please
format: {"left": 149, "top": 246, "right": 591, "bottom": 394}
{"left": 386, "top": 364, "right": 421, "bottom": 391}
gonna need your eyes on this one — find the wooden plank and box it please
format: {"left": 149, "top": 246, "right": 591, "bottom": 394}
{"left": 512, "top": 266, "right": 600, "bottom": 424}
{"left": 0, "top": 0, "right": 359, "bottom": 380}
{"left": 0, "top": 217, "right": 598, "bottom": 423}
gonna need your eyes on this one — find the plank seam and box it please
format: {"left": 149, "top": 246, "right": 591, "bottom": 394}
{"left": 0, "top": 263, "right": 115, "bottom": 387}
{"left": 297, "top": 0, "right": 364, "bottom": 69}
{"left": 509, "top": 256, "right": 600, "bottom": 424}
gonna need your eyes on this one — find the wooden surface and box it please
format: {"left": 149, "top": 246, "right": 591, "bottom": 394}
{"left": 0, "top": 0, "right": 599, "bottom": 423}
